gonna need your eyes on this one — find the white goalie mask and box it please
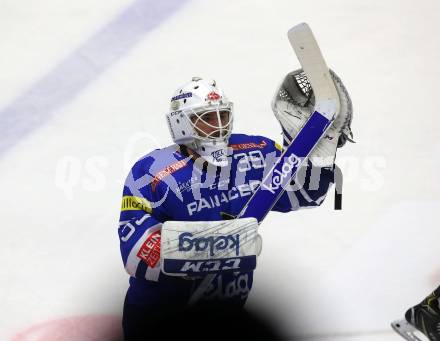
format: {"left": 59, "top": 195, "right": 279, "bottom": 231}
{"left": 165, "top": 77, "right": 234, "bottom": 167}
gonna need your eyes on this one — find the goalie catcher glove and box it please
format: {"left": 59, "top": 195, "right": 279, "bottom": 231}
{"left": 272, "top": 69, "right": 354, "bottom": 167}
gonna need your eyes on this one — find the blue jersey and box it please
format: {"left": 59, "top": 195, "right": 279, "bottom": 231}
{"left": 118, "top": 133, "right": 334, "bottom": 310}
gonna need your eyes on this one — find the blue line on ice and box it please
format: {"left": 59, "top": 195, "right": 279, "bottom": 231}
{"left": 0, "top": 0, "right": 188, "bottom": 157}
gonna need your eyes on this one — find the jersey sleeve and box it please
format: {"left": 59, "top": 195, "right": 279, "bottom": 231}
{"left": 262, "top": 137, "right": 335, "bottom": 212}
{"left": 272, "top": 160, "right": 335, "bottom": 212}
{"left": 118, "top": 157, "right": 168, "bottom": 282}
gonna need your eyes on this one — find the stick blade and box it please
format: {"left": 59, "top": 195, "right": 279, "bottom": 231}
{"left": 287, "top": 23, "right": 340, "bottom": 114}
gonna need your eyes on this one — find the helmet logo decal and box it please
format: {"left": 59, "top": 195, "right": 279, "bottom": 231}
{"left": 171, "top": 92, "right": 192, "bottom": 111}
{"left": 171, "top": 92, "right": 193, "bottom": 101}
{"left": 207, "top": 92, "right": 221, "bottom": 101}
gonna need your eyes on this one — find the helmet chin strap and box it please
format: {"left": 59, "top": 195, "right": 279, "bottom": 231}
{"left": 187, "top": 139, "right": 229, "bottom": 167}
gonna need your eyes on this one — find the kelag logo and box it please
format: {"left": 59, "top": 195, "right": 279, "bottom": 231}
{"left": 178, "top": 232, "right": 240, "bottom": 256}
{"left": 262, "top": 153, "right": 301, "bottom": 194}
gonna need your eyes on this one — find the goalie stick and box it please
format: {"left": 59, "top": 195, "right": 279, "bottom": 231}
{"left": 188, "top": 23, "right": 340, "bottom": 306}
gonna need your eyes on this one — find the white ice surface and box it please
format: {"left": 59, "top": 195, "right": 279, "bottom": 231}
{"left": 1, "top": 0, "right": 439, "bottom": 340}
